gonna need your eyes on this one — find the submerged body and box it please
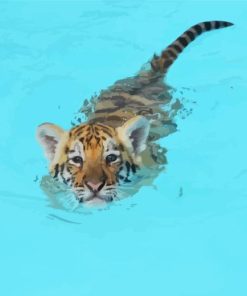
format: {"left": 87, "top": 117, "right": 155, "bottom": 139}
{"left": 37, "top": 21, "right": 233, "bottom": 205}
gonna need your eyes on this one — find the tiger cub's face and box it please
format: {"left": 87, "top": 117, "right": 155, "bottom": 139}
{"left": 37, "top": 116, "right": 150, "bottom": 203}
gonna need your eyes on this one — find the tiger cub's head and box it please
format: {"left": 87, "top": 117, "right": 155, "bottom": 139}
{"left": 37, "top": 116, "right": 149, "bottom": 203}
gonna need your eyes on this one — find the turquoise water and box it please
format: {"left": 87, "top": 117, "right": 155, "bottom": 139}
{"left": 0, "top": 1, "right": 247, "bottom": 295}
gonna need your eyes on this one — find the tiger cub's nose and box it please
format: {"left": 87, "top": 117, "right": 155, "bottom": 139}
{"left": 86, "top": 181, "right": 105, "bottom": 192}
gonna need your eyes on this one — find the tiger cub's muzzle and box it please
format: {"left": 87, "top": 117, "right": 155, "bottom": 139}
{"left": 85, "top": 180, "right": 106, "bottom": 194}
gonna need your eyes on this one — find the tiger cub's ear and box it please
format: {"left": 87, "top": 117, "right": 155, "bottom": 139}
{"left": 116, "top": 116, "right": 150, "bottom": 156}
{"left": 36, "top": 123, "right": 65, "bottom": 161}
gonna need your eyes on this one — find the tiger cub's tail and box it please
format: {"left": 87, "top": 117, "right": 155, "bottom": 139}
{"left": 151, "top": 21, "right": 233, "bottom": 73}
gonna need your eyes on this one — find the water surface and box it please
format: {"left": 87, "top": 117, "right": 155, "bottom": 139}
{"left": 0, "top": 1, "right": 246, "bottom": 295}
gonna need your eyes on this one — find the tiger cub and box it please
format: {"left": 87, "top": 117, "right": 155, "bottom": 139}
{"left": 37, "top": 21, "right": 233, "bottom": 204}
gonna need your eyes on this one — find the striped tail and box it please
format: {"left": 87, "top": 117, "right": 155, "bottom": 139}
{"left": 150, "top": 21, "right": 233, "bottom": 73}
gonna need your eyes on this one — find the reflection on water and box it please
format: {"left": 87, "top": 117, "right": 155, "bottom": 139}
{"left": 47, "top": 213, "right": 82, "bottom": 224}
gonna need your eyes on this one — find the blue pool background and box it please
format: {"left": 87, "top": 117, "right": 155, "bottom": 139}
{"left": 0, "top": 1, "right": 247, "bottom": 295}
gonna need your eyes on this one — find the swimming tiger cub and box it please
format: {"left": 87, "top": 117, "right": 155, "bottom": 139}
{"left": 37, "top": 21, "right": 233, "bottom": 204}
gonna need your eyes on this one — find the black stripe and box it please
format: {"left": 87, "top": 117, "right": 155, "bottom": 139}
{"left": 118, "top": 175, "right": 125, "bottom": 180}
{"left": 60, "top": 164, "right": 67, "bottom": 184}
{"left": 223, "top": 21, "right": 233, "bottom": 27}
{"left": 98, "top": 181, "right": 105, "bottom": 192}
{"left": 73, "top": 125, "right": 86, "bottom": 136}
{"left": 95, "top": 136, "right": 101, "bottom": 144}
{"left": 86, "top": 135, "right": 93, "bottom": 143}
{"left": 101, "top": 129, "right": 114, "bottom": 137}
{"left": 204, "top": 21, "right": 212, "bottom": 31}
{"left": 131, "top": 164, "right": 137, "bottom": 174}
{"left": 124, "top": 178, "right": 131, "bottom": 183}
{"left": 215, "top": 21, "right": 220, "bottom": 29}
{"left": 193, "top": 24, "right": 202, "bottom": 35}
{"left": 95, "top": 106, "right": 121, "bottom": 114}
{"left": 60, "top": 164, "right": 64, "bottom": 173}
{"left": 185, "top": 30, "right": 195, "bottom": 41}
{"left": 53, "top": 164, "right": 59, "bottom": 178}
{"left": 177, "top": 36, "right": 188, "bottom": 47}
{"left": 67, "top": 166, "right": 72, "bottom": 174}
{"left": 172, "top": 44, "right": 182, "bottom": 53}
{"left": 125, "top": 161, "right": 131, "bottom": 177}
{"left": 95, "top": 124, "right": 114, "bottom": 137}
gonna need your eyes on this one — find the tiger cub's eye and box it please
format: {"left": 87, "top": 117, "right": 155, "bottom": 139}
{"left": 71, "top": 156, "right": 83, "bottom": 165}
{"left": 106, "top": 154, "right": 118, "bottom": 163}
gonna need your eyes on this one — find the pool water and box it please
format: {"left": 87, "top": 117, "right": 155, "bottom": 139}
{"left": 0, "top": 1, "right": 247, "bottom": 295}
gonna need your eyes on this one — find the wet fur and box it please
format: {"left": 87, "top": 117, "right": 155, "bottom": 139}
{"left": 37, "top": 21, "right": 233, "bottom": 205}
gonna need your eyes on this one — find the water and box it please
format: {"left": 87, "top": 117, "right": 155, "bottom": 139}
{"left": 0, "top": 1, "right": 247, "bottom": 295}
